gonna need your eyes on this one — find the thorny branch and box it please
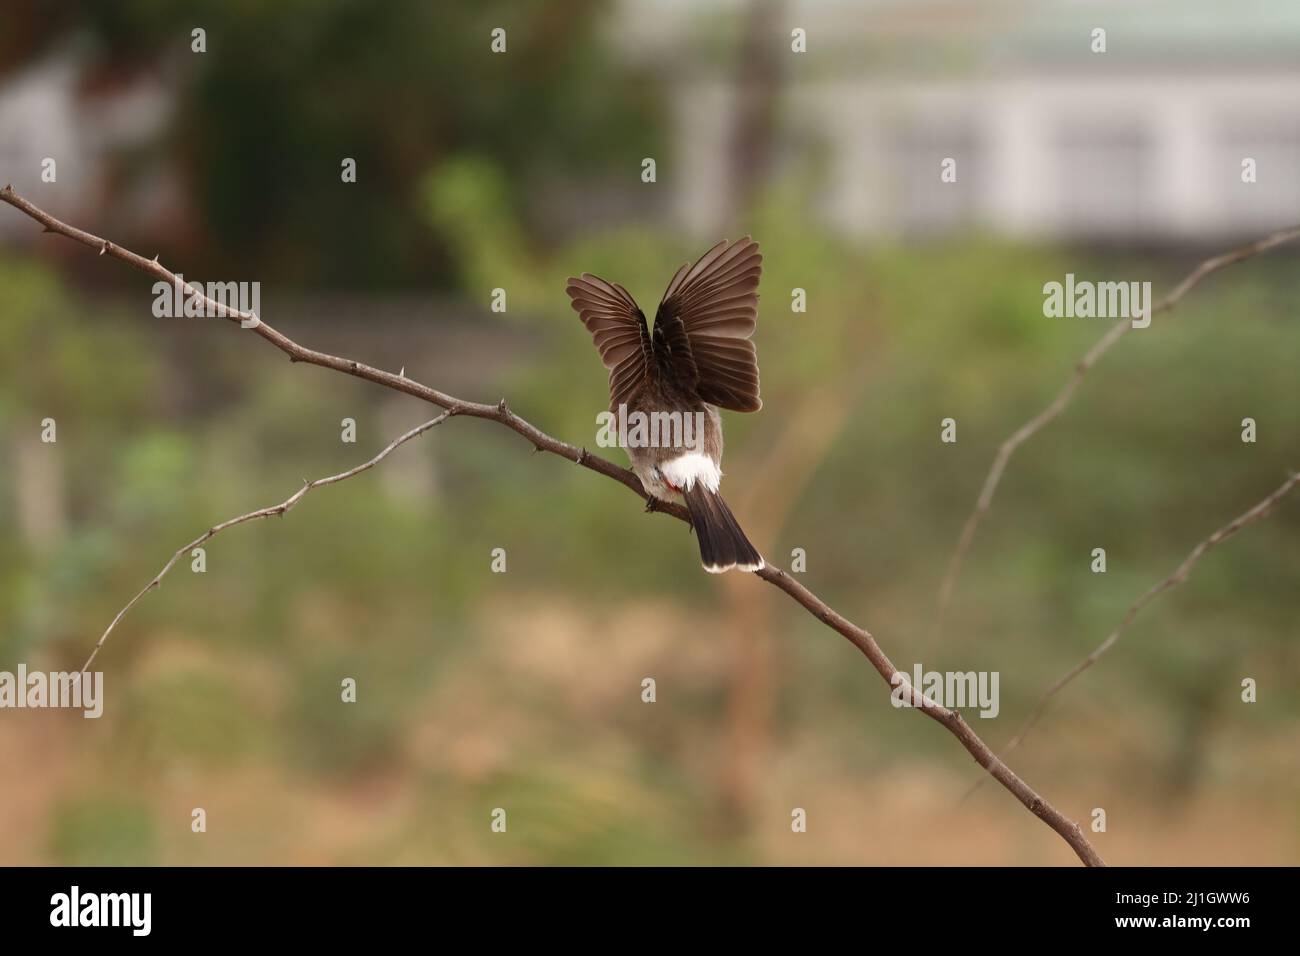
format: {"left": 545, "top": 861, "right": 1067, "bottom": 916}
{"left": 2, "top": 185, "right": 1108, "bottom": 864}
{"left": 961, "top": 471, "right": 1300, "bottom": 803}
{"left": 934, "top": 224, "right": 1300, "bottom": 638}
{"left": 76, "top": 412, "right": 452, "bottom": 678}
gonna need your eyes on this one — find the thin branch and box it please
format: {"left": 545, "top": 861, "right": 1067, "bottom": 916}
{"left": 962, "top": 471, "right": 1300, "bottom": 803}
{"left": 77, "top": 412, "right": 452, "bottom": 678}
{"left": 934, "top": 225, "right": 1300, "bottom": 638}
{"left": 758, "top": 565, "right": 1103, "bottom": 864}
{"left": 1, "top": 185, "right": 1103, "bottom": 866}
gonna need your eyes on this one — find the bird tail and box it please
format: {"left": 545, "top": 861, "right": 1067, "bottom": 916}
{"left": 682, "top": 485, "right": 764, "bottom": 573}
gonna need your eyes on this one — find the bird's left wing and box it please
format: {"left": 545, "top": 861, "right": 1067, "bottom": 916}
{"left": 565, "top": 273, "right": 653, "bottom": 410}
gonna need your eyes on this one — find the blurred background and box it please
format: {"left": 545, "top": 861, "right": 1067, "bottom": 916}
{"left": 0, "top": 0, "right": 1297, "bottom": 865}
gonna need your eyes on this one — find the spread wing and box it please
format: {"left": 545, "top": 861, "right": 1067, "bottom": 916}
{"left": 565, "top": 273, "right": 653, "bottom": 410}
{"left": 652, "top": 236, "right": 762, "bottom": 412}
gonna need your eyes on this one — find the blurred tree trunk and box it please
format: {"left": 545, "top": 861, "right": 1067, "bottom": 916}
{"left": 715, "top": 0, "right": 786, "bottom": 829}
{"left": 1164, "top": 654, "right": 1232, "bottom": 800}
{"left": 725, "top": 0, "right": 784, "bottom": 226}
{"left": 12, "top": 428, "right": 67, "bottom": 552}
{"left": 719, "top": 384, "right": 867, "bottom": 826}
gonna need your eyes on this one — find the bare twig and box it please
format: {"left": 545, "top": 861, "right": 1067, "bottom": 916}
{"left": 934, "top": 225, "right": 1300, "bottom": 638}
{"left": 77, "top": 412, "right": 452, "bottom": 677}
{"left": 1, "top": 185, "right": 1104, "bottom": 866}
{"left": 962, "top": 471, "right": 1300, "bottom": 803}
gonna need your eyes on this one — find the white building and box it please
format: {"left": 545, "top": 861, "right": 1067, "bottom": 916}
{"left": 0, "top": 47, "right": 173, "bottom": 239}
{"left": 619, "top": 0, "right": 1300, "bottom": 242}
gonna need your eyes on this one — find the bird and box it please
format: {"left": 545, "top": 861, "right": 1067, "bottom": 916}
{"left": 566, "top": 237, "right": 765, "bottom": 573}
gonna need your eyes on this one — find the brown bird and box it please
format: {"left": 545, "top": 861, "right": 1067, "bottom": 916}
{"left": 566, "top": 237, "right": 765, "bottom": 573}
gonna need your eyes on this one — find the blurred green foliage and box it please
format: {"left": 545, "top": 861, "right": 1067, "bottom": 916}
{"left": 0, "top": 1, "right": 1296, "bottom": 865}
{"left": 50, "top": 796, "right": 157, "bottom": 865}
{"left": 4, "top": 184, "right": 1299, "bottom": 863}
{"left": 3, "top": 0, "right": 662, "bottom": 289}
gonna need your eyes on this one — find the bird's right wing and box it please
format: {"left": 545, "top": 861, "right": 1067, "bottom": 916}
{"left": 653, "top": 237, "right": 762, "bottom": 413}
{"left": 565, "top": 273, "right": 653, "bottom": 410}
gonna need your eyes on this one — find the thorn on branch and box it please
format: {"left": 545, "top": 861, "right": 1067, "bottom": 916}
{"left": 575, "top": 447, "right": 586, "bottom": 465}
{"left": 100, "top": 241, "right": 111, "bottom": 256}
{"left": 497, "top": 398, "right": 509, "bottom": 415}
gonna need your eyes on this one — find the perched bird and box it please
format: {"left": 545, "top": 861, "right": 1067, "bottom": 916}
{"left": 566, "top": 237, "right": 765, "bottom": 573}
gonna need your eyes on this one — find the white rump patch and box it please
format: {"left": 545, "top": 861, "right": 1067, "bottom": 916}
{"left": 661, "top": 452, "right": 721, "bottom": 493}
{"left": 703, "top": 558, "right": 765, "bottom": 574}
